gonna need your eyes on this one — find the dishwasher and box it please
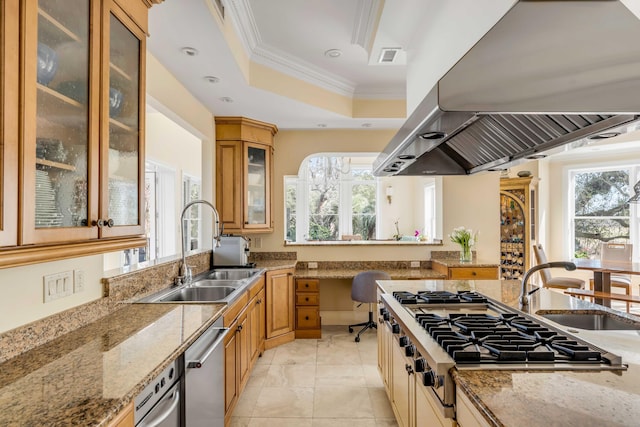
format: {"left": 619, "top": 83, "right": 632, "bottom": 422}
{"left": 184, "top": 317, "right": 229, "bottom": 427}
{"left": 134, "top": 359, "right": 181, "bottom": 427}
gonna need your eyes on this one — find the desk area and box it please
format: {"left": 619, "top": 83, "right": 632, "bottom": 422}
{"left": 572, "top": 258, "right": 640, "bottom": 308}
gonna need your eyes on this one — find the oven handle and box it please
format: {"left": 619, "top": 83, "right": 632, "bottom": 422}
{"left": 138, "top": 389, "right": 180, "bottom": 427}
{"left": 186, "top": 327, "right": 229, "bottom": 369}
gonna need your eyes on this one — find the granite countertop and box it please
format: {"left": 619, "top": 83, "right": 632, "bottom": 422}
{"left": 295, "top": 268, "right": 445, "bottom": 280}
{"left": 0, "top": 303, "right": 225, "bottom": 426}
{"left": 377, "top": 279, "right": 640, "bottom": 426}
{"left": 430, "top": 257, "right": 500, "bottom": 268}
{"left": 254, "top": 260, "right": 298, "bottom": 270}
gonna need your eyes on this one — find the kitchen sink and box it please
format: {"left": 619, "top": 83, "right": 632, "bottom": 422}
{"left": 191, "top": 279, "right": 240, "bottom": 287}
{"left": 536, "top": 310, "right": 640, "bottom": 330}
{"left": 157, "top": 286, "right": 239, "bottom": 302}
{"left": 204, "top": 268, "right": 262, "bottom": 280}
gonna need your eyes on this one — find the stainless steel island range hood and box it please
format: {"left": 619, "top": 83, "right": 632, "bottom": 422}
{"left": 374, "top": 0, "right": 640, "bottom": 176}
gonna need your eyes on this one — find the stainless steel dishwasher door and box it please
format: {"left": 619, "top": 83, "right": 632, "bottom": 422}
{"left": 184, "top": 318, "right": 229, "bottom": 427}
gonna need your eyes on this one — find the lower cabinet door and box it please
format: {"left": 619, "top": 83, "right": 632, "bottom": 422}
{"left": 295, "top": 306, "right": 320, "bottom": 329}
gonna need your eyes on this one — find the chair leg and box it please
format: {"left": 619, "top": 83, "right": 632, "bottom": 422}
{"left": 352, "top": 309, "right": 376, "bottom": 342}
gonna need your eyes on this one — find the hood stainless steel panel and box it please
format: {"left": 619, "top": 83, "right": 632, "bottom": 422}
{"left": 374, "top": 0, "right": 640, "bottom": 176}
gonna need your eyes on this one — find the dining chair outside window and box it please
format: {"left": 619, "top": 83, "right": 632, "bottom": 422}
{"left": 532, "top": 244, "right": 585, "bottom": 290}
{"left": 598, "top": 242, "right": 633, "bottom": 311}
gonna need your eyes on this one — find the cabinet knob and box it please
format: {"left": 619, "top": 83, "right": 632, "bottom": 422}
{"left": 245, "top": 221, "right": 249, "bottom": 224}
{"left": 93, "top": 218, "right": 114, "bottom": 228}
{"left": 305, "top": 284, "right": 309, "bottom": 288}
{"left": 237, "top": 325, "right": 243, "bottom": 332}
{"left": 305, "top": 316, "right": 309, "bottom": 320}
{"left": 305, "top": 297, "right": 309, "bottom": 301}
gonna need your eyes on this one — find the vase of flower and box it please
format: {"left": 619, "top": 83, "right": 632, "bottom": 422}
{"left": 449, "top": 226, "right": 477, "bottom": 262}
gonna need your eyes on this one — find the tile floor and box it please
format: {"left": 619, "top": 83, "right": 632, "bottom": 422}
{"left": 229, "top": 326, "right": 398, "bottom": 427}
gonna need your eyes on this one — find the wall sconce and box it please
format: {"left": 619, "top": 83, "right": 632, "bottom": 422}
{"left": 386, "top": 186, "right": 394, "bottom": 204}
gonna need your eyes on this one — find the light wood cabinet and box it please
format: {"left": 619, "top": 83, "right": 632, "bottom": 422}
{"left": 215, "top": 117, "right": 278, "bottom": 234}
{"left": 247, "top": 275, "right": 266, "bottom": 367}
{"left": 106, "top": 401, "right": 133, "bottom": 427}
{"left": 456, "top": 388, "right": 491, "bottom": 427}
{"left": 223, "top": 291, "right": 248, "bottom": 422}
{"left": 0, "top": 0, "right": 155, "bottom": 268}
{"left": 432, "top": 262, "right": 498, "bottom": 280}
{"left": 499, "top": 177, "right": 537, "bottom": 280}
{"left": 265, "top": 268, "right": 295, "bottom": 349}
{"left": 295, "top": 279, "right": 321, "bottom": 338}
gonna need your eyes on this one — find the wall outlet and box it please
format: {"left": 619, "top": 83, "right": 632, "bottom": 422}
{"left": 410, "top": 261, "right": 421, "bottom": 268}
{"left": 43, "top": 271, "right": 73, "bottom": 303}
{"left": 254, "top": 237, "right": 262, "bottom": 249}
{"left": 308, "top": 262, "right": 318, "bottom": 269}
{"left": 74, "top": 270, "right": 85, "bottom": 293}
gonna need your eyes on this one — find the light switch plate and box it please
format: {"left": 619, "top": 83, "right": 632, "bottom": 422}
{"left": 74, "top": 270, "right": 85, "bottom": 293}
{"left": 308, "top": 262, "right": 318, "bottom": 269}
{"left": 43, "top": 271, "right": 73, "bottom": 302}
{"left": 410, "top": 261, "right": 420, "bottom": 268}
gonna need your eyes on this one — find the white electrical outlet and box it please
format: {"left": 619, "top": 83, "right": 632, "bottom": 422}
{"left": 308, "top": 262, "right": 318, "bottom": 269}
{"left": 410, "top": 261, "right": 420, "bottom": 268}
{"left": 74, "top": 270, "right": 85, "bottom": 293}
{"left": 43, "top": 271, "right": 73, "bottom": 302}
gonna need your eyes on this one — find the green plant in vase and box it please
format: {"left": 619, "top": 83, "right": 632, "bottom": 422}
{"left": 449, "top": 226, "right": 477, "bottom": 262}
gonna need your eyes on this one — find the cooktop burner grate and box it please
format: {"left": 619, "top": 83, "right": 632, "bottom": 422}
{"left": 393, "top": 290, "right": 488, "bottom": 305}
{"left": 415, "top": 312, "right": 605, "bottom": 364}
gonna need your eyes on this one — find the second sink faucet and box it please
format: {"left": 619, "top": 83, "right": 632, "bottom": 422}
{"left": 519, "top": 261, "right": 576, "bottom": 306}
{"left": 177, "top": 199, "right": 221, "bottom": 286}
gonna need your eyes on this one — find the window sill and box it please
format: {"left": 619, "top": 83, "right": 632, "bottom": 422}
{"left": 284, "top": 240, "right": 443, "bottom": 247}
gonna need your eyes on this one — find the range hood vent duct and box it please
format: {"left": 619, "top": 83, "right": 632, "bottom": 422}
{"left": 374, "top": 0, "right": 640, "bottom": 176}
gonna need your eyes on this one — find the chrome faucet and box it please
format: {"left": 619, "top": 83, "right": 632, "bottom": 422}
{"left": 519, "top": 261, "right": 576, "bottom": 306}
{"left": 176, "top": 199, "right": 222, "bottom": 286}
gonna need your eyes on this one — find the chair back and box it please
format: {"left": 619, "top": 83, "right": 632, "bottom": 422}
{"left": 532, "top": 244, "right": 552, "bottom": 285}
{"left": 351, "top": 270, "right": 391, "bottom": 303}
{"left": 600, "top": 242, "right": 632, "bottom": 263}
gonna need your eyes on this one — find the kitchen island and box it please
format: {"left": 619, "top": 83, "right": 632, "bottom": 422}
{"left": 377, "top": 279, "right": 640, "bottom": 427}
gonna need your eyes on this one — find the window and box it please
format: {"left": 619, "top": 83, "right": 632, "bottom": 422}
{"left": 286, "top": 154, "right": 378, "bottom": 241}
{"left": 569, "top": 165, "right": 639, "bottom": 259}
{"left": 182, "top": 174, "right": 202, "bottom": 251}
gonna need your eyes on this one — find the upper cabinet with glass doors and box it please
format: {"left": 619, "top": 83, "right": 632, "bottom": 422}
{"left": 215, "top": 117, "right": 278, "bottom": 234}
{"left": 0, "top": 0, "right": 157, "bottom": 268}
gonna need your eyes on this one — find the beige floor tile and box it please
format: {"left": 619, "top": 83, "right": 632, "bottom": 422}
{"left": 228, "top": 416, "right": 252, "bottom": 427}
{"left": 362, "top": 364, "right": 384, "bottom": 387}
{"left": 368, "top": 387, "right": 395, "bottom": 419}
{"left": 313, "top": 386, "right": 375, "bottom": 418}
{"left": 256, "top": 348, "right": 276, "bottom": 365}
{"left": 312, "top": 419, "right": 378, "bottom": 427}
{"left": 315, "top": 364, "right": 366, "bottom": 387}
{"left": 375, "top": 419, "right": 399, "bottom": 426}
{"left": 234, "top": 385, "right": 262, "bottom": 417}
{"left": 245, "top": 363, "right": 270, "bottom": 388}
{"left": 272, "top": 342, "right": 318, "bottom": 365}
{"left": 265, "top": 364, "right": 317, "bottom": 387}
{"left": 254, "top": 386, "right": 315, "bottom": 418}
{"left": 248, "top": 418, "right": 313, "bottom": 426}
{"left": 316, "top": 346, "right": 361, "bottom": 365}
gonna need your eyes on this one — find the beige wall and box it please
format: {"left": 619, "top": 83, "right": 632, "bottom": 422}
{"left": 254, "top": 128, "right": 501, "bottom": 263}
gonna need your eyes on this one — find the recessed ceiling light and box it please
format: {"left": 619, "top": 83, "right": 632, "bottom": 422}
{"left": 324, "top": 49, "right": 342, "bottom": 58}
{"left": 525, "top": 154, "right": 546, "bottom": 160}
{"left": 362, "top": 123, "right": 372, "bottom": 128}
{"left": 219, "top": 97, "right": 233, "bottom": 103}
{"left": 317, "top": 124, "right": 327, "bottom": 128}
{"left": 588, "top": 132, "right": 621, "bottom": 140}
{"left": 181, "top": 47, "right": 199, "bottom": 56}
{"left": 204, "top": 76, "right": 220, "bottom": 84}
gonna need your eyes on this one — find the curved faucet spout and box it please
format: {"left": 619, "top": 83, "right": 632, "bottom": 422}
{"left": 177, "top": 199, "right": 221, "bottom": 285}
{"left": 519, "top": 261, "right": 576, "bottom": 306}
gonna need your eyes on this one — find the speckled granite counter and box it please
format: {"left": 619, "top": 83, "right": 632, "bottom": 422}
{"left": 253, "top": 260, "right": 297, "bottom": 270}
{"left": 0, "top": 303, "right": 225, "bottom": 426}
{"left": 295, "top": 267, "right": 444, "bottom": 280}
{"left": 377, "top": 279, "right": 640, "bottom": 427}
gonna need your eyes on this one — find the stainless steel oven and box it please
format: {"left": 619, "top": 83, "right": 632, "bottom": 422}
{"left": 134, "top": 359, "right": 181, "bottom": 427}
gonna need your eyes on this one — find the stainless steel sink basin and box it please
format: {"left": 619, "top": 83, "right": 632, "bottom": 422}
{"left": 204, "top": 268, "right": 261, "bottom": 280}
{"left": 536, "top": 310, "right": 640, "bottom": 330}
{"left": 158, "top": 286, "right": 238, "bottom": 302}
{"left": 191, "top": 279, "right": 240, "bottom": 287}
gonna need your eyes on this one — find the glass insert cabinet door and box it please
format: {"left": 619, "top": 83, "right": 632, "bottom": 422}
{"left": 22, "top": 0, "right": 99, "bottom": 244}
{"left": 101, "top": 5, "right": 145, "bottom": 238}
{"left": 244, "top": 142, "right": 271, "bottom": 228}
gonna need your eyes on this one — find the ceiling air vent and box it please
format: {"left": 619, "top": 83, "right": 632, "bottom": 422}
{"left": 378, "top": 48, "right": 401, "bottom": 64}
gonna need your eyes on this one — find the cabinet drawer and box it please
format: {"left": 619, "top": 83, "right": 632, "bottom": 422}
{"left": 296, "top": 307, "right": 320, "bottom": 329}
{"left": 449, "top": 267, "right": 498, "bottom": 280}
{"left": 296, "top": 279, "right": 319, "bottom": 292}
{"left": 295, "top": 293, "right": 319, "bottom": 305}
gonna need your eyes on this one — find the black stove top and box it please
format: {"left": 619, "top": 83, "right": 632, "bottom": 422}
{"left": 393, "top": 290, "right": 488, "bottom": 305}
{"left": 415, "top": 312, "right": 607, "bottom": 365}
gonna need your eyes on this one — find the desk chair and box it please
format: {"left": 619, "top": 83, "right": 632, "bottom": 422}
{"left": 597, "top": 242, "right": 633, "bottom": 312}
{"left": 532, "top": 244, "right": 585, "bottom": 290}
{"left": 348, "top": 270, "right": 391, "bottom": 342}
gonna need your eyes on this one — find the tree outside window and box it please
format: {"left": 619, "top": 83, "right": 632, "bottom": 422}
{"left": 571, "top": 168, "right": 632, "bottom": 258}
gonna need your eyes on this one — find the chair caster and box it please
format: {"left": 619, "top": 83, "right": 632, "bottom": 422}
{"left": 348, "top": 327, "right": 353, "bottom": 333}
{"left": 355, "top": 336, "right": 360, "bottom": 342}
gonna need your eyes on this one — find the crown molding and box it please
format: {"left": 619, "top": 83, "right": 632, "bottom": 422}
{"left": 351, "top": 0, "right": 383, "bottom": 53}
